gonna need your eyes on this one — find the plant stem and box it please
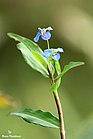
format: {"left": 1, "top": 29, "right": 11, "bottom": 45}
{"left": 47, "top": 40, "right": 50, "bottom": 49}
{"left": 48, "top": 65, "right": 66, "bottom": 139}
{"left": 53, "top": 91, "right": 65, "bottom": 139}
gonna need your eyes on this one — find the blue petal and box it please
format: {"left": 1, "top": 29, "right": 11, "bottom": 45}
{"left": 43, "top": 49, "right": 52, "bottom": 58}
{"left": 34, "top": 31, "right": 41, "bottom": 42}
{"left": 41, "top": 32, "right": 51, "bottom": 40}
{"left": 52, "top": 53, "right": 60, "bottom": 60}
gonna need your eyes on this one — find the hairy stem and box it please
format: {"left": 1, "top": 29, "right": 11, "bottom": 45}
{"left": 48, "top": 65, "right": 66, "bottom": 139}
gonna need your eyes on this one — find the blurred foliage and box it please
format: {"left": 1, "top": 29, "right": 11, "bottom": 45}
{"left": 0, "top": 91, "right": 16, "bottom": 107}
{"left": 0, "top": 0, "right": 93, "bottom": 139}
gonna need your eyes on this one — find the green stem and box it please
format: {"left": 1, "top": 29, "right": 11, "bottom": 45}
{"left": 48, "top": 65, "right": 66, "bottom": 139}
{"left": 47, "top": 40, "right": 50, "bottom": 49}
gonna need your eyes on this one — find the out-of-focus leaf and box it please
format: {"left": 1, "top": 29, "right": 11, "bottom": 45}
{"left": 55, "top": 61, "right": 84, "bottom": 81}
{"left": 0, "top": 91, "right": 16, "bottom": 107}
{"left": 10, "top": 109, "right": 59, "bottom": 128}
{"left": 8, "top": 33, "right": 49, "bottom": 77}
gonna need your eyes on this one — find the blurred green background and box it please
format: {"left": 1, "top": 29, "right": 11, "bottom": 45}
{"left": 0, "top": 0, "right": 93, "bottom": 139}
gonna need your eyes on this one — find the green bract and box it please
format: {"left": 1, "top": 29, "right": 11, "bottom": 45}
{"left": 54, "top": 60, "right": 61, "bottom": 89}
{"left": 8, "top": 33, "right": 49, "bottom": 78}
{"left": 10, "top": 109, "right": 59, "bottom": 128}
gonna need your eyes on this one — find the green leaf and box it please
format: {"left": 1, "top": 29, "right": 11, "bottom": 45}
{"left": 10, "top": 109, "right": 59, "bottom": 128}
{"left": 55, "top": 61, "right": 85, "bottom": 81}
{"left": 54, "top": 61, "right": 61, "bottom": 89}
{"left": 8, "top": 33, "right": 42, "bottom": 54}
{"left": 8, "top": 33, "right": 49, "bottom": 78}
{"left": 49, "top": 61, "right": 55, "bottom": 76}
{"left": 55, "top": 60, "right": 61, "bottom": 74}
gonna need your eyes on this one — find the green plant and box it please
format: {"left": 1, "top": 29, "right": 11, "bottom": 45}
{"left": 8, "top": 27, "right": 84, "bottom": 139}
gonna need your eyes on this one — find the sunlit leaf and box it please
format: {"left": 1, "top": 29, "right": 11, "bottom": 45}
{"left": 10, "top": 109, "right": 59, "bottom": 128}
{"left": 55, "top": 61, "right": 84, "bottom": 81}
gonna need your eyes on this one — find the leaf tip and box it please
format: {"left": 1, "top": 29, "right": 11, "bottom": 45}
{"left": 80, "top": 61, "right": 85, "bottom": 65}
{"left": 7, "top": 33, "right": 15, "bottom": 40}
{"left": 7, "top": 33, "right": 12, "bottom": 37}
{"left": 9, "top": 112, "right": 14, "bottom": 116}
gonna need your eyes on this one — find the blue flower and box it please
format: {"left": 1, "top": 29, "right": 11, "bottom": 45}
{"left": 43, "top": 48, "right": 64, "bottom": 60}
{"left": 34, "top": 27, "right": 53, "bottom": 42}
